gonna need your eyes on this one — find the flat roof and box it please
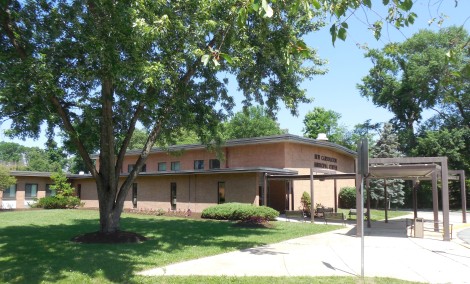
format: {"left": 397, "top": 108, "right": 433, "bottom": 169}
{"left": 91, "top": 134, "right": 357, "bottom": 158}
{"left": 12, "top": 167, "right": 298, "bottom": 180}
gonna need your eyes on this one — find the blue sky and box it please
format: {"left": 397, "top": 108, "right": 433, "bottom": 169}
{"left": 1, "top": 0, "right": 469, "bottom": 148}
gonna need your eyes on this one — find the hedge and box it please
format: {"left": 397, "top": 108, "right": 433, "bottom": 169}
{"left": 201, "top": 203, "right": 279, "bottom": 221}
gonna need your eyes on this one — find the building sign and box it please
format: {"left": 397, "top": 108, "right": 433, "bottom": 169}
{"left": 314, "top": 154, "right": 338, "bottom": 170}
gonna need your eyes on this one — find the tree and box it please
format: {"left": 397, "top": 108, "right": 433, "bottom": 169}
{"left": 224, "top": 106, "right": 286, "bottom": 139}
{"left": 0, "top": 165, "right": 16, "bottom": 191}
{"left": 302, "top": 107, "right": 351, "bottom": 147}
{"left": 369, "top": 123, "right": 405, "bottom": 209}
{"left": 358, "top": 27, "right": 470, "bottom": 154}
{"left": 0, "top": 1, "right": 415, "bottom": 235}
{"left": 0, "top": 142, "right": 26, "bottom": 169}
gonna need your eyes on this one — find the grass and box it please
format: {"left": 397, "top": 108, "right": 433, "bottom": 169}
{"left": 338, "top": 208, "right": 410, "bottom": 221}
{"left": 0, "top": 209, "right": 419, "bottom": 284}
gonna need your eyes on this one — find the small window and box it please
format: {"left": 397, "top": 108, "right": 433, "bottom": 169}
{"left": 128, "top": 164, "right": 146, "bottom": 173}
{"left": 25, "top": 184, "right": 38, "bottom": 198}
{"left": 218, "top": 182, "right": 225, "bottom": 204}
{"left": 132, "top": 183, "right": 137, "bottom": 208}
{"left": 194, "top": 160, "right": 204, "bottom": 170}
{"left": 171, "top": 161, "right": 180, "bottom": 171}
{"left": 128, "top": 164, "right": 135, "bottom": 173}
{"left": 45, "top": 184, "right": 56, "bottom": 197}
{"left": 3, "top": 184, "right": 16, "bottom": 200}
{"left": 158, "top": 162, "right": 167, "bottom": 171}
{"left": 209, "top": 159, "right": 220, "bottom": 169}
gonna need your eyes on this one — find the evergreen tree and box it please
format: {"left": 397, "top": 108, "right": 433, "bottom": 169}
{"left": 369, "top": 123, "right": 405, "bottom": 208}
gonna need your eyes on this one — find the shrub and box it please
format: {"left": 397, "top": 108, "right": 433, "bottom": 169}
{"left": 201, "top": 203, "right": 279, "bottom": 221}
{"left": 339, "top": 186, "right": 356, "bottom": 208}
{"left": 33, "top": 196, "right": 82, "bottom": 209}
{"left": 33, "top": 170, "right": 83, "bottom": 209}
{"left": 300, "top": 191, "right": 312, "bottom": 216}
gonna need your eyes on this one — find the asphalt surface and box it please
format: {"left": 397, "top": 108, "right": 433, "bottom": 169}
{"left": 138, "top": 211, "right": 470, "bottom": 283}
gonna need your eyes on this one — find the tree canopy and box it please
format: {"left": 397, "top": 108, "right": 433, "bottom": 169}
{"left": 224, "top": 106, "right": 286, "bottom": 139}
{"left": 358, "top": 26, "right": 470, "bottom": 153}
{"left": 0, "top": 165, "right": 16, "bottom": 191}
{"left": 0, "top": 0, "right": 416, "bottom": 234}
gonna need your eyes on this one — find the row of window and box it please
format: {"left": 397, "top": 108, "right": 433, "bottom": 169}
{"left": 127, "top": 159, "right": 221, "bottom": 173}
{"left": 130, "top": 181, "right": 226, "bottom": 209}
{"left": 2, "top": 184, "right": 58, "bottom": 199}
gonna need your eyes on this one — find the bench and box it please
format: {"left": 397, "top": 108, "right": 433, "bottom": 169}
{"left": 285, "top": 210, "right": 307, "bottom": 222}
{"left": 348, "top": 209, "right": 368, "bottom": 219}
{"left": 324, "top": 212, "right": 346, "bottom": 226}
{"left": 315, "top": 207, "right": 333, "bottom": 218}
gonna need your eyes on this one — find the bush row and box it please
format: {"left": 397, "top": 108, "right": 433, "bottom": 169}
{"left": 201, "top": 203, "right": 279, "bottom": 221}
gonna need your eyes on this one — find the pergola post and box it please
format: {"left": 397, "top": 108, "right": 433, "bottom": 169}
{"left": 441, "top": 158, "right": 450, "bottom": 241}
{"left": 384, "top": 179, "right": 388, "bottom": 223}
{"left": 432, "top": 170, "right": 439, "bottom": 232}
{"left": 459, "top": 171, "right": 467, "bottom": 223}
{"left": 412, "top": 179, "right": 419, "bottom": 219}
{"left": 334, "top": 179, "right": 338, "bottom": 213}
{"left": 310, "top": 168, "right": 315, "bottom": 223}
{"left": 366, "top": 178, "right": 371, "bottom": 228}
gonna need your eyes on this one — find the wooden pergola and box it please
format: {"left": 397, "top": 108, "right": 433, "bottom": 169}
{"left": 357, "top": 157, "right": 467, "bottom": 241}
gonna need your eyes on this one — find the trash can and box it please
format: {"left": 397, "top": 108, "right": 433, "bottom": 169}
{"left": 414, "top": 218, "right": 424, "bottom": 238}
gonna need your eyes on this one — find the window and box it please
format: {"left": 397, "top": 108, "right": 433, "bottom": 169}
{"left": 170, "top": 182, "right": 177, "bottom": 210}
{"left": 25, "top": 184, "right": 38, "bottom": 198}
{"left": 76, "top": 184, "right": 82, "bottom": 199}
{"left": 218, "top": 182, "right": 225, "bottom": 204}
{"left": 128, "top": 164, "right": 134, "bottom": 173}
{"left": 158, "top": 162, "right": 167, "bottom": 171}
{"left": 3, "top": 184, "right": 16, "bottom": 200}
{"left": 132, "top": 183, "right": 137, "bottom": 208}
{"left": 209, "top": 159, "right": 220, "bottom": 169}
{"left": 128, "top": 164, "right": 146, "bottom": 173}
{"left": 45, "top": 184, "right": 56, "bottom": 197}
{"left": 194, "top": 160, "right": 204, "bottom": 170}
{"left": 171, "top": 161, "right": 180, "bottom": 171}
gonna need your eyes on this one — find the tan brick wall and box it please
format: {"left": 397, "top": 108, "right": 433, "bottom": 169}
{"left": 284, "top": 143, "right": 355, "bottom": 173}
{"left": 225, "top": 143, "right": 286, "bottom": 168}
{"left": 74, "top": 172, "right": 258, "bottom": 213}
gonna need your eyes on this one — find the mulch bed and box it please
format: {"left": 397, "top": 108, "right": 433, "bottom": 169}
{"left": 71, "top": 231, "right": 148, "bottom": 244}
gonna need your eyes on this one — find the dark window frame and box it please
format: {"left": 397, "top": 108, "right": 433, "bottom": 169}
{"left": 3, "top": 184, "right": 16, "bottom": 200}
{"left": 209, "top": 159, "right": 220, "bottom": 169}
{"left": 218, "top": 182, "right": 225, "bottom": 204}
{"left": 194, "top": 160, "right": 204, "bottom": 170}
{"left": 171, "top": 161, "right": 180, "bottom": 171}
{"left": 170, "top": 182, "right": 177, "bottom": 210}
{"left": 45, "top": 184, "right": 56, "bottom": 197}
{"left": 158, "top": 162, "right": 167, "bottom": 172}
{"left": 25, "top": 183, "right": 38, "bottom": 199}
{"left": 132, "top": 183, "right": 137, "bottom": 208}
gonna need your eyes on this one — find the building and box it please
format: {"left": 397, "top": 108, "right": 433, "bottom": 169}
{"left": 1, "top": 134, "right": 356, "bottom": 213}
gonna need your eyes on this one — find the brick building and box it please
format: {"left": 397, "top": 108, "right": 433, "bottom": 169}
{"left": 1, "top": 134, "right": 356, "bottom": 213}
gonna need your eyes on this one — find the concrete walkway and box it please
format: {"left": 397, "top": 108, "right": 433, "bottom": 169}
{"left": 138, "top": 211, "right": 470, "bottom": 283}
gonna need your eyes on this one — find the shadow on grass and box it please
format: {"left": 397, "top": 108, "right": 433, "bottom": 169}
{"left": 0, "top": 214, "right": 281, "bottom": 284}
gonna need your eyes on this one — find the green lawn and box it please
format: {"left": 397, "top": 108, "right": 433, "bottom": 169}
{"left": 0, "top": 209, "right": 418, "bottom": 284}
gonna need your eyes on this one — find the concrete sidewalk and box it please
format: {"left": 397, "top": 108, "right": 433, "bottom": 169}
{"left": 138, "top": 211, "right": 470, "bottom": 283}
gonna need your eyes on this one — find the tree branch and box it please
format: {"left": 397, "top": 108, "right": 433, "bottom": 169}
{"left": 0, "top": 2, "right": 27, "bottom": 60}
{"left": 115, "top": 100, "right": 145, "bottom": 181}
{"left": 49, "top": 96, "right": 98, "bottom": 177}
